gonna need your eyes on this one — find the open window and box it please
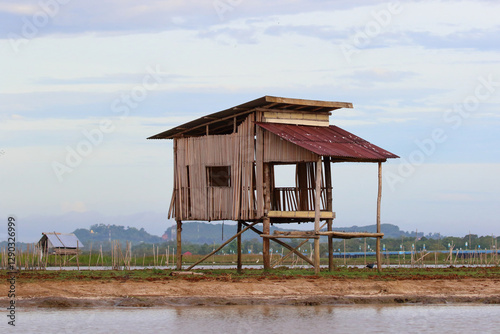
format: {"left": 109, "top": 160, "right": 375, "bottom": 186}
{"left": 207, "top": 166, "right": 231, "bottom": 187}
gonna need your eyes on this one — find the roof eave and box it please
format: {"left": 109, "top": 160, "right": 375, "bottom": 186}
{"left": 147, "top": 95, "right": 353, "bottom": 140}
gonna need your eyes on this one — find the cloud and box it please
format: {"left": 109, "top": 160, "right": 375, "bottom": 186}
{"left": 34, "top": 72, "right": 181, "bottom": 86}
{"left": 406, "top": 29, "right": 500, "bottom": 51}
{"left": 0, "top": 0, "right": 414, "bottom": 38}
{"left": 264, "top": 24, "right": 347, "bottom": 41}
{"left": 344, "top": 68, "right": 417, "bottom": 85}
{"left": 197, "top": 27, "right": 259, "bottom": 44}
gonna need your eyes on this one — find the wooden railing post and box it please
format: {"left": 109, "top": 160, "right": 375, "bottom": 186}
{"left": 376, "top": 162, "right": 383, "bottom": 273}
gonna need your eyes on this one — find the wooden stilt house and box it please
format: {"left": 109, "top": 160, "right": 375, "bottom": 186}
{"left": 149, "top": 96, "right": 398, "bottom": 272}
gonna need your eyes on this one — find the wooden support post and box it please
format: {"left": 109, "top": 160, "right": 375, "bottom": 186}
{"left": 176, "top": 220, "right": 182, "bottom": 270}
{"left": 376, "top": 161, "right": 382, "bottom": 273}
{"left": 263, "top": 163, "right": 271, "bottom": 270}
{"left": 237, "top": 220, "right": 242, "bottom": 273}
{"left": 263, "top": 218, "right": 270, "bottom": 270}
{"left": 297, "top": 162, "right": 308, "bottom": 211}
{"left": 324, "top": 157, "right": 334, "bottom": 271}
{"left": 327, "top": 221, "right": 333, "bottom": 270}
{"left": 314, "top": 156, "right": 322, "bottom": 274}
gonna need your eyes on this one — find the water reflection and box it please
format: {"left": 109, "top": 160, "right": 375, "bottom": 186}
{"left": 10, "top": 304, "right": 500, "bottom": 334}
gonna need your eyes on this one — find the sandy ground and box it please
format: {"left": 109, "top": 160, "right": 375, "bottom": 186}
{"left": 2, "top": 278, "right": 500, "bottom": 307}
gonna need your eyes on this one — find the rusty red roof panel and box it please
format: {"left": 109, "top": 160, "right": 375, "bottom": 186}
{"left": 257, "top": 122, "right": 399, "bottom": 161}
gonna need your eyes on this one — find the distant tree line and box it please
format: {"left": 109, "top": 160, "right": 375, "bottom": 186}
{"left": 128, "top": 234, "right": 498, "bottom": 257}
{"left": 66, "top": 223, "right": 499, "bottom": 256}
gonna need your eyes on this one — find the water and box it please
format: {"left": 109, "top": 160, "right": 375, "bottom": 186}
{"left": 6, "top": 304, "right": 499, "bottom": 333}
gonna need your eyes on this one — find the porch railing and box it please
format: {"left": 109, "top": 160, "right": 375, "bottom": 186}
{"left": 271, "top": 187, "right": 329, "bottom": 212}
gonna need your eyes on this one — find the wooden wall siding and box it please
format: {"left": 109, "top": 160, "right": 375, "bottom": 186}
{"left": 255, "top": 112, "right": 265, "bottom": 218}
{"left": 262, "top": 111, "right": 329, "bottom": 127}
{"left": 232, "top": 114, "right": 256, "bottom": 221}
{"left": 175, "top": 133, "right": 235, "bottom": 220}
{"left": 171, "top": 114, "right": 259, "bottom": 221}
{"left": 263, "top": 130, "right": 318, "bottom": 163}
{"left": 169, "top": 110, "right": 330, "bottom": 221}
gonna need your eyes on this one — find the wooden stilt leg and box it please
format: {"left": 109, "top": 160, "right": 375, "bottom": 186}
{"left": 237, "top": 221, "right": 242, "bottom": 273}
{"left": 263, "top": 163, "right": 271, "bottom": 270}
{"left": 176, "top": 220, "right": 182, "bottom": 270}
{"left": 376, "top": 162, "right": 383, "bottom": 273}
{"left": 263, "top": 218, "right": 270, "bottom": 270}
{"left": 328, "top": 220, "right": 333, "bottom": 271}
{"left": 314, "top": 156, "right": 322, "bottom": 274}
{"left": 324, "top": 157, "right": 334, "bottom": 271}
{"left": 314, "top": 238, "right": 320, "bottom": 274}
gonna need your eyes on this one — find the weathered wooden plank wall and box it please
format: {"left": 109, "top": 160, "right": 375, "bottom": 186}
{"left": 169, "top": 109, "right": 330, "bottom": 221}
{"left": 175, "top": 133, "right": 234, "bottom": 220}
{"left": 171, "top": 113, "right": 258, "bottom": 221}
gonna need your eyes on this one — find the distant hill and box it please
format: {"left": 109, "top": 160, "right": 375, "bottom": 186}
{"left": 162, "top": 222, "right": 423, "bottom": 244}
{"left": 73, "top": 224, "right": 163, "bottom": 247}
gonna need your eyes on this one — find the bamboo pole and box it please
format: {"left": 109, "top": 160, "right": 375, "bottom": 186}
{"left": 263, "top": 163, "right": 271, "bottom": 270}
{"left": 237, "top": 221, "right": 242, "bottom": 273}
{"left": 314, "top": 156, "right": 322, "bottom": 274}
{"left": 100, "top": 245, "right": 104, "bottom": 267}
{"left": 364, "top": 238, "right": 367, "bottom": 266}
{"left": 324, "top": 157, "right": 334, "bottom": 271}
{"left": 376, "top": 161, "right": 382, "bottom": 273}
{"left": 176, "top": 220, "right": 182, "bottom": 270}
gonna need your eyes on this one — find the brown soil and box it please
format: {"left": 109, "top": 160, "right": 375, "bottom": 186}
{"left": 2, "top": 277, "right": 500, "bottom": 308}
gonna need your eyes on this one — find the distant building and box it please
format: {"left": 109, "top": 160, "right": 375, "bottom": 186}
{"left": 37, "top": 232, "right": 84, "bottom": 256}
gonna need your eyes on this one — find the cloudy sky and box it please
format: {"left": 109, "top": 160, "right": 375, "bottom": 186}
{"left": 1, "top": 0, "right": 499, "bottom": 242}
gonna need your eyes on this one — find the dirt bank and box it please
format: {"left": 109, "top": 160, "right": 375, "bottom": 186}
{"left": 2, "top": 277, "right": 499, "bottom": 308}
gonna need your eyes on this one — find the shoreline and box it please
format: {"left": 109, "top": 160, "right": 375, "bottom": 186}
{"left": 2, "top": 277, "right": 499, "bottom": 308}
{"left": 7, "top": 295, "right": 500, "bottom": 309}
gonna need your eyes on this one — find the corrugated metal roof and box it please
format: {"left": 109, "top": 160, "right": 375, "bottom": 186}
{"left": 257, "top": 122, "right": 399, "bottom": 162}
{"left": 148, "top": 96, "right": 352, "bottom": 139}
{"left": 43, "top": 232, "right": 84, "bottom": 248}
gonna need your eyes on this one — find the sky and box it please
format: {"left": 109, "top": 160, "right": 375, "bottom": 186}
{"left": 1, "top": 0, "right": 499, "bottom": 242}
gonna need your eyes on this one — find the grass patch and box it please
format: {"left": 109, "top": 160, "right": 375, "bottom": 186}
{"left": 2, "top": 266, "right": 498, "bottom": 283}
